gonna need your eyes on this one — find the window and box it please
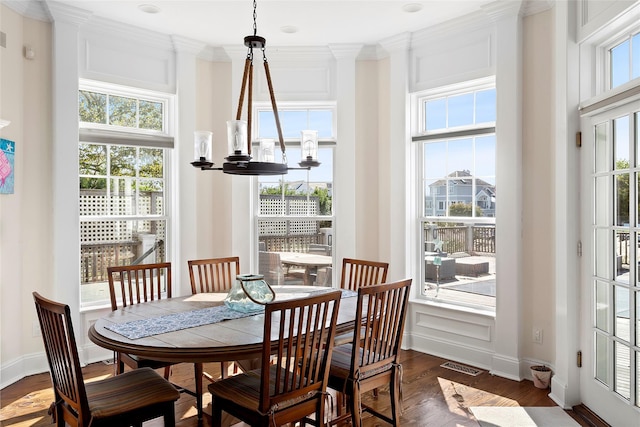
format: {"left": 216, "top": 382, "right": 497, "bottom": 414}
{"left": 413, "top": 78, "right": 496, "bottom": 310}
{"left": 609, "top": 31, "right": 640, "bottom": 89}
{"left": 255, "top": 104, "right": 335, "bottom": 287}
{"left": 79, "top": 81, "right": 173, "bottom": 307}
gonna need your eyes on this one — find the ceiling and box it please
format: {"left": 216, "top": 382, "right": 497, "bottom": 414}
{"left": 6, "top": 0, "right": 521, "bottom": 47}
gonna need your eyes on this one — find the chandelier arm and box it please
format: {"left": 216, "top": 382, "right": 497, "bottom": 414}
{"left": 247, "top": 60, "right": 253, "bottom": 156}
{"left": 263, "top": 60, "right": 286, "bottom": 154}
{"left": 236, "top": 57, "right": 252, "bottom": 121}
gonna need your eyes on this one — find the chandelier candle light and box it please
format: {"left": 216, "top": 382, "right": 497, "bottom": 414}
{"left": 191, "top": 0, "right": 320, "bottom": 175}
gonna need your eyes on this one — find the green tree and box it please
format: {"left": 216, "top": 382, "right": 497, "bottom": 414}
{"left": 260, "top": 183, "right": 303, "bottom": 196}
{"left": 79, "top": 90, "right": 107, "bottom": 124}
{"left": 616, "top": 159, "right": 630, "bottom": 225}
{"left": 450, "top": 202, "right": 482, "bottom": 217}
{"left": 312, "top": 187, "right": 332, "bottom": 215}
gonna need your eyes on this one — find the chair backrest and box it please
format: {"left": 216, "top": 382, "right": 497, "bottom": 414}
{"left": 258, "top": 251, "right": 284, "bottom": 285}
{"left": 33, "top": 292, "right": 91, "bottom": 426}
{"left": 107, "top": 262, "right": 172, "bottom": 311}
{"left": 351, "top": 279, "right": 412, "bottom": 376}
{"left": 188, "top": 256, "right": 240, "bottom": 294}
{"left": 259, "top": 290, "right": 341, "bottom": 414}
{"left": 340, "top": 258, "right": 389, "bottom": 291}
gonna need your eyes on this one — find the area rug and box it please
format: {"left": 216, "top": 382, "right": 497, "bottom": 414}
{"left": 471, "top": 407, "right": 580, "bottom": 427}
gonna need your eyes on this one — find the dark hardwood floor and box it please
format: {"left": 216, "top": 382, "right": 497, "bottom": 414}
{"left": 1, "top": 350, "right": 592, "bottom": 426}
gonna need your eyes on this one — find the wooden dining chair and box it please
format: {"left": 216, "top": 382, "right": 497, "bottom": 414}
{"left": 334, "top": 258, "right": 389, "bottom": 345}
{"left": 328, "top": 279, "right": 412, "bottom": 427}
{"left": 208, "top": 290, "right": 342, "bottom": 427}
{"left": 33, "top": 292, "right": 180, "bottom": 427}
{"left": 340, "top": 258, "right": 389, "bottom": 291}
{"left": 188, "top": 256, "right": 240, "bottom": 294}
{"left": 107, "top": 262, "right": 175, "bottom": 378}
{"left": 187, "top": 257, "right": 241, "bottom": 408}
{"left": 107, "top": 263, "right": 203, "bottom": 421}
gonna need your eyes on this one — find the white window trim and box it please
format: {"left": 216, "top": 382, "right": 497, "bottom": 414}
{"left": 412, "top": 78, "right": 496, "bottom": 310}
{"left": 78, "top": 80, "right": 175, "bottom": 309}
{"left": 252, "top": 101, "right": 338, "bottom": 145}
{"left": 79, "top": 79, "right": 176, "bottom": 138}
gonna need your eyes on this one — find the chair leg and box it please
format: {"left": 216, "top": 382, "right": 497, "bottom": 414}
{"left": 390, "top": 369, "right": 401, "bottom": 425}
{"left": 163, "top": 402, "right": 176, "bottom": 427}
{"left": 195, "top": 363, "right": 203, "bottom": 422}
{"left": 116, "top": 354, "right": 125, "bottom": 375}
{"left": 162, "top": 366, "right": 171, "bottom": 380}
{"left": 211, "top": 398, "right": 223, "bottom": 427}
{"left": 350, "top": 382, "right": 362, "bottom": 427}
{"left": 220, "top": 361, "right": 227, "bottom": 379}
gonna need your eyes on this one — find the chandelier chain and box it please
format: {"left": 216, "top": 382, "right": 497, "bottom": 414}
{"left": 253, "top": 0, "right": 257, "bottom": 36}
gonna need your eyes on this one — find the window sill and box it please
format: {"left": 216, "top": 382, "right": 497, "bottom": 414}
{"left": 408, "top": 296, "right": 496, "bottom": 319}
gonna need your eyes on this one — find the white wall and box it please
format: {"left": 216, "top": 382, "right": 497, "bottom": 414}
{"left": 0, "top": 5, "right": 53, "bottom": 386}
{"left": 355, "top": 60, "right": 381, "bottom": 259}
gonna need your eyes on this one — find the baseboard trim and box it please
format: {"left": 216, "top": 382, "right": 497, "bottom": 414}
{"left": 572, "top": 404, "right": 611, "bottom": 427}
{"left": 0, "top": 352, "right": 48, "bottom": 389}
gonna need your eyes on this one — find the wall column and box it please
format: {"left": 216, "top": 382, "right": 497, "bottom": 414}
{"left": 47, "top": 2, "right": 90, "bottom": 347}
{"left": 173, "top": 36, "right": 206, "bottom": 296}
{"left": 551, "top": 0, "right": 580, "bottom": 408}
{"left": 329, "top": 44, "right": 362, "bottom": 267}
{"left": 482, "top": 0, "right": 524, "bottom": 379}
{"left": 379, "top": 34, "right": 412, "bottom": 281}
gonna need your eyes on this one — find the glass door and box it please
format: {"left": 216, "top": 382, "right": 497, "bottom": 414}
{"left": 581, "top": 101, "right": 640, "bottom": 425}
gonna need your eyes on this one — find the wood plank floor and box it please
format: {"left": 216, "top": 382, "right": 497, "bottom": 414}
{"left": 1, "top": 350, "right": 590, "bottom": 427}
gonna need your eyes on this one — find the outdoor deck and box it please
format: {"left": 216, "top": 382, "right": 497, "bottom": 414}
{"left": 424, "top": 254, "right": 496, "bottom": 309}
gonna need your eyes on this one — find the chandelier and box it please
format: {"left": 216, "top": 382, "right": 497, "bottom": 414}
{"left": 191, "top": 0, "right": 320, "bottom": 175}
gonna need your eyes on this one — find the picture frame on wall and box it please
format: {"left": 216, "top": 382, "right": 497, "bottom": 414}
{"left": 0, "top": 138, "right": 15, "bottom": 194}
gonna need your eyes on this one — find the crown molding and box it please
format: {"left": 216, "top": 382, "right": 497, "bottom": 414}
{"left": 46, "top": 1, "right": 91, "bottom": 26}
{"left": 172, "top": 35, "right": 207, "bottom": 56}
{"left": 2, "top": 0, "right": 52, "bottom": 22}
{"left": 481, "top": 0, "right": 524, "bottom": 22}
{"left": 328, "top": 44, "right": 364, "bottom": 60}
{"left": 198, "top": 46, "right": 230, "bottom": 62}
{"left": 379, "top": 32, "right": 411, "bottom": 55}
{"left": 521, "top": 0, "right": 554, "bottom": 17}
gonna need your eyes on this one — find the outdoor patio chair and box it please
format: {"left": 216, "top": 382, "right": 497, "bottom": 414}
{"left": 259, "top": 251, "right": 285, "bottom": 285}
{"left": 328, "top": 279, "right": 412, "bottom": 427}
{"left": 208, "top": 290, "right": 342, "bottom": 427}
{"left": 33, "top": 292, "right": 179, "bottom": 427}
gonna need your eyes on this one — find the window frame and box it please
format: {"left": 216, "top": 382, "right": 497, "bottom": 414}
{"left": 78, "top": 80, "right": 175, "bottom": 309}
{"left": 602, "top": 26, "right": 640, "bottom": 92}
{"left": 252, "top": 102, "right": 336, "bottom": 283}
{"left": 412, "top": 77, "right": 497, "bottom": 310}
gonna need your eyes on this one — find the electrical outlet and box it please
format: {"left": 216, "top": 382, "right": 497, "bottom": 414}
{"left": 533, "top": 328, "right": 543, "bottom": 344}
{"left": 32, "top": 321, "right": 41, "bottom": 337}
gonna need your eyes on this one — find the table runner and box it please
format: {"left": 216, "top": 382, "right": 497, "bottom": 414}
{"left": 106, "top": 288, "right": 358, "bottom": 340}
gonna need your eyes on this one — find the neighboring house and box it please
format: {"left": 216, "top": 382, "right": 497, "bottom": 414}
{"left": 427, "top": 170, "right": 496, "bottom": 217}
{"left": 285, "top": 180, "right": 333, "bottom": 197}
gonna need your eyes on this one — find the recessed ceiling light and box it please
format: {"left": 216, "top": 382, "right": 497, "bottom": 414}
{"left": 403, "top": 3, "right": 423, "bottom": 13}
{"left": 138, "top": 4, "right": 161, "bottom": 14}
{"left": 280, "top": 25, "right": 298, "bottom": 34}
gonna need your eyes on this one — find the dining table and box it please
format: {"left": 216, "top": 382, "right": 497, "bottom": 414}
{"left": 88, "top": 286, "right": 358, "bottom": 425}
{"left": 277, "top": 251, "right": 333, "bottom": 285}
